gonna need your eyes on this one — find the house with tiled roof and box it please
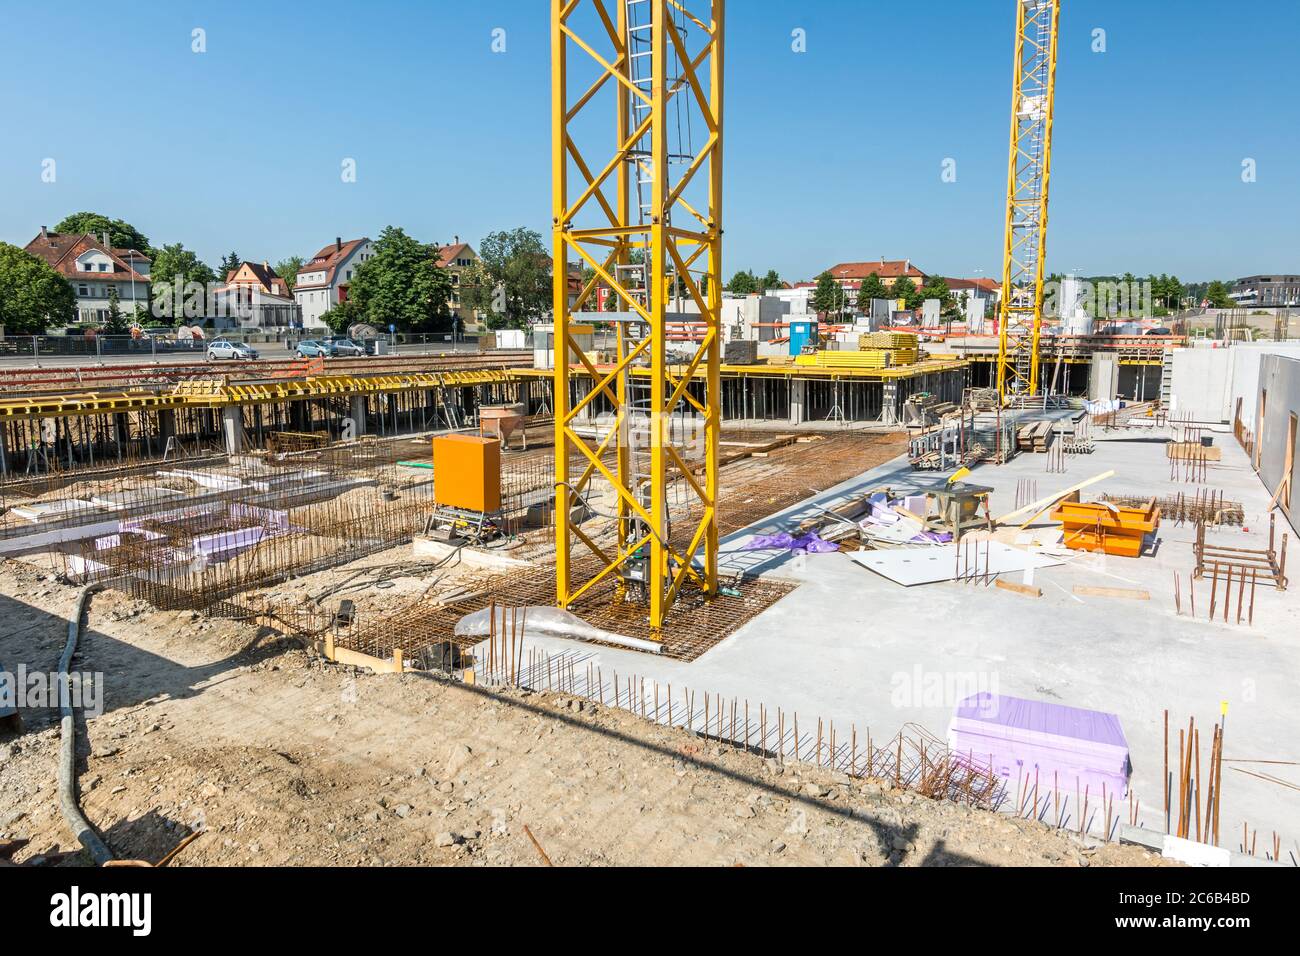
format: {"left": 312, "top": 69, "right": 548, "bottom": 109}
{"left": 823, "top": 259, "right": 927, "bottom": 301}
{"left": 214, "top": 260, "right": 302, "bottom": 329}
{"left": 435, "top": 237, "right": 482, "bottom": 329}
{"left": 24, "top": 226, "right": 152, "bottom": 324}
{"left": 293, "top": 237, "right": 373, "bottom": 328}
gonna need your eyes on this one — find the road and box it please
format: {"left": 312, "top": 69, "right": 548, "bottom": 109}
{"left": 0, "top": 339, "right": 486, "bottom": 370}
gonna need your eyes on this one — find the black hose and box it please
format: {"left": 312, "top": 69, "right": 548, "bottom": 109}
{"left": 58, "top": 584, "right": 112, "bottom": 866}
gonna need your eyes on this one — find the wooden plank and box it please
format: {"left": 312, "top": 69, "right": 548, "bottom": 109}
{"left": 996, "top": 579, "right": 1042, "bottom": 598}
{"left": 892, "top": 505, "right": 947, "bottom": 532}
{"left": 1167, "top": 442, "right": 1222, "bottom": 461}
{"left": 1072, "top": 585, "right": 1151, "bottom": 600}
{"left": 994, "top": 470, "right": 1117, "bottom": 527}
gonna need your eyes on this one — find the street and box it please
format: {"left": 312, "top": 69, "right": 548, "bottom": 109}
{"left": 0, "top": 338, "right": 486, "bottom": 370}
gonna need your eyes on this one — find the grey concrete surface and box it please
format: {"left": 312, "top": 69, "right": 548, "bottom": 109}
{"left": 521, "top": 431, "right": 1300, "bottom": 850}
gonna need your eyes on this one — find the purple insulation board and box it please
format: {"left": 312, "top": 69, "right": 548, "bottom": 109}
{"left": 947, "top": 692, "right": 1131, "bottom": 800}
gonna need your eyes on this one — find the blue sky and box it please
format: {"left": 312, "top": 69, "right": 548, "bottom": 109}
{"left": 1, "top": 0, "right": 1296, "bottom": 283}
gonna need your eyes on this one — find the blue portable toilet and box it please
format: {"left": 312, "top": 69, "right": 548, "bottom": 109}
{"left": 789, "top": 320, "right": 816, "bottom": 356}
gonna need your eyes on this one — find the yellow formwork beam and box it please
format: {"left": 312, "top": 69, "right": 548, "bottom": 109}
{"left": 0, "top": 391, "right": 187, "bottom": 420}
{"left": 516, "top": 358, "right": 965, "bottom": 384}
{"left": 0, "top": 369, "right": 515, "bottom": 420}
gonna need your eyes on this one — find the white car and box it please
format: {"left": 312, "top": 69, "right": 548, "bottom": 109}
{"left": 207, "top": 339, "right": 259, "bottom": 361}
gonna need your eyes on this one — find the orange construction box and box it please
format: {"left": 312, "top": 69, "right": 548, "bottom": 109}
{"left": 432, "top": 435, "right": 501, "bottom": 513}
{"left": 1050, "top": 499, "right": 1160, "bottom": 558}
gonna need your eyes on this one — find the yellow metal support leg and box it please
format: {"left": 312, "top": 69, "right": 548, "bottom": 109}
{"left": 996, "top": 0, "right": 1060, "bottom": 402}
{"left": 551, "top": 0, "right": 724, "bottom": 634}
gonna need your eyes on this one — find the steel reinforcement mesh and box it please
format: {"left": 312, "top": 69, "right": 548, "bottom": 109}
{"left": 285, "top": 559, "right": 798, "bottom": 664}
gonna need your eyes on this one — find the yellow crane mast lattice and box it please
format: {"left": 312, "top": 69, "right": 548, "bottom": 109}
{"left": 996, "top": 0, "right": 1061, "bottom": 401}
{"left": 551, "top": 0, "right": 724, "bottom": 634}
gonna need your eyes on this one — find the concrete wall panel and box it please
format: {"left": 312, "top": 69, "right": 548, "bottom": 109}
{"left": 1255, "top": 354, "right": 1300, "bottom": 533}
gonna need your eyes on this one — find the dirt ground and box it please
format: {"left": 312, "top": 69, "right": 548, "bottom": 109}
{"left": 0, "top": 560, "right": 1168, "bottom": 867}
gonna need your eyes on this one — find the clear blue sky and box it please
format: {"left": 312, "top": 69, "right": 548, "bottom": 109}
{"left": 1, "top": 0, "right": 1296, "bottom": 283}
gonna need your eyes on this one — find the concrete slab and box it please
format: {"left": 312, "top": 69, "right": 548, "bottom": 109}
{"left": 8, "top": 499, "right": 104, "bottom": 522}
{"left": 517, "top": 432, "right": 1300, "bottom": 847}
{"left": 90, "top": 488, "right": 184, "bottom": 511}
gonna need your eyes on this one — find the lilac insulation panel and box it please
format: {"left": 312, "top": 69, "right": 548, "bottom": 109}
{"left": 947, "top": 692, "right": 1131, "bottom": 800}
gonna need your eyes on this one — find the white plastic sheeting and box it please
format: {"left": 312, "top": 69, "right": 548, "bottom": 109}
{"left": 454, "top": 605, "right": 664, "bottom": 655}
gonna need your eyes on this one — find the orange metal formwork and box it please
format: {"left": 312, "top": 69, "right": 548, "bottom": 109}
{"left": 1051, "top": 499, "right": 1160, "bottom": 558}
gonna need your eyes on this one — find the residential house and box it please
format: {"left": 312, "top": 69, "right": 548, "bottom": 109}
{"left": 214, "top": 261, "right": 302, "bottom": 329}
{"left": 435, "top": 238, "right": 482, "bottom": 329}
{"left": 293, "top": 237, "right": 373, "bottom": 329}
{"left": 948, "top": 277, "right": 1002, "bottom": 310}
{"left": 24, "top": 226, "right": 152, "bottom": 324}
{"left": 820, "top": 259, "right": 929, "bottom": 308}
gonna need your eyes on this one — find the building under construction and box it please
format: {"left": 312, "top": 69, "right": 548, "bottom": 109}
{"left": 1, "top": 0, "right": 1297, "bottom": 870}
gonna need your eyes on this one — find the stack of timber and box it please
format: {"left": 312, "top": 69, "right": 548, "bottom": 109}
{"left": 795, "top": 350, "right": 915, "bottom": 370}
{"left": 1017, "top": 420, "right": 1055, "bottom": 453}
{"left": 860, "top": 332, "right": 919, "bottom": 349}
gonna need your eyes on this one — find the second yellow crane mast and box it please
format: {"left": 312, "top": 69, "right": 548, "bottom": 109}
{"left": 996, "top": 0, "right": 1061, "bottom": 402}
{"left": 551, "top": 0, "right": 724, "bottom": 634}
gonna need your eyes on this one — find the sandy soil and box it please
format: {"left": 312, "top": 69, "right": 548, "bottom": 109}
{"left": 0, "top": 560, "right": 1168, "bottom": 868}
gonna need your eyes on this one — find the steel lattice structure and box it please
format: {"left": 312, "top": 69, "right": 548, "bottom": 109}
{"left": 551, "top": 0, "right": 724, "bottom": 633}
{"left": 996, "top": 0, "right": 1061, "bottom": 401}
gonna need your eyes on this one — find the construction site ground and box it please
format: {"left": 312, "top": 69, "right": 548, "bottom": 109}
{"left": 512, "top": 431, "right": 1300, "bottom": 858}
{"left": 0, "top": 563, "right": 1164, "bottom": 867}
{"left": 1, "top": 423, "right": 1293, "bottom": 866}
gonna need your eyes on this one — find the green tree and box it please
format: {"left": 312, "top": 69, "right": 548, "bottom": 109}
{"left": 811, "top": 272, "right": 844, "bottom": 318}
{"left": 760, "top": 269, "right": 782, "bottom": 291}
{"left": 893, "top": 275, "right": 923, "bottom": 310}
{"left": 1205, "top": 280, "right": 1233, "bottom": 309}
{"left": 150, "top": 243, "right": 217, "bottom": 320}
{"left": 274, "top": 256, "right": 305, "bottom": 293}
{"left": 347, "top": 225, "right": 454, "bottom": 333}
{"left": 920, "top": 275, "right": 952, "bottom": 309}
{"left": 320, "top": 299, "right": 362, "bottom": 335}
{"left": 0, "top": 242, "right": 75, "bottom": 332}
{"left": 462, "top": 227, "right": 552, "bottom": 330}
{"left": 1154, "top": 274, "right": 1184, "bottom": 310}
{"left": 53, "top": 212, "right": 152, "bottom": 254}
{"left": 858, "top": 272, "right": 890, "bottom": 304}
{"left": 217, "top": 251, "right": 242, "bottom": 280}
{"left": 727, "top": 270, "right": 759, "bottom": 295}
{"left": 103, "top": 288, "right": 129, "bottom": 335}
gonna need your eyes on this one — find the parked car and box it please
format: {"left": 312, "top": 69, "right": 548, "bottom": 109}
{"left": 207, "top": 339, "right": 259, "bottom": 361}
{"left": 295, "top": 339, "right": 336, "bottom": 358}
{"left": 325, "top": 337, "right": 366, "bottom": 357}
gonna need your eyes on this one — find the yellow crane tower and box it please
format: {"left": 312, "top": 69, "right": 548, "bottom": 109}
{"left": 551, "top": 0, "right": 724, "bottom": 634}
{"left": 996, "top": 0, "right": 1061, "bottom": 401}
